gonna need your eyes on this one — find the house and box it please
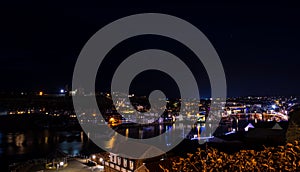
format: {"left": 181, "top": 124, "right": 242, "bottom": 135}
{"left": 103, "top": 141, "right": 172, "bottom": 172}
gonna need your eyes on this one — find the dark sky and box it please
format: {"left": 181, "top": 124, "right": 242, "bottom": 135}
{"left": 0, "top": 1, "right": 300, "bottom": 97}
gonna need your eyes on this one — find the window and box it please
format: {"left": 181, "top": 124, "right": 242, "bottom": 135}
{"left": 110, "top": 155, "right": 113, "bottom": 162}
{"left": 123, "top": 158, "right": 127, "bottom": 168}
{"left": 129, "top": 160, "right": 134, "bottom": 170}
{"left": 117, "top": 157, "right": 121, "bottom": 165}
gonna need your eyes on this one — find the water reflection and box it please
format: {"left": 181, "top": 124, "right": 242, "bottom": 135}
{"left": 0, "top": 130, "right": 88, "bottom": 159}
{"left": 99, "top": 122, "right": 215, "bottom": 149}
{"left": 81, "top": 131, "right": 84, "bottom": 142}
{"left": 104, "top": 132, "right": 118, "bottom": 149}
{"left": 7, "top": 133, "right": 13, "bottom": 144}
{"left": 0, "top": 122, "right": 224, "bottom": 163}
{"left": 15, "top": 133, "right": 25, "bottom": 154}
{"left": 59, "top": 141, "right": 82, "bottom": 156}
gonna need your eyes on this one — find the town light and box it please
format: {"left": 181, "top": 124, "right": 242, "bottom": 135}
{"left": 109, "top": 117, "right": 115, "bottom": 123}
{"left": 59, "top": 161, "right": 64, "bottom": 166}
{"left": 92, "top": 155, "right": 96, "bottom": 159}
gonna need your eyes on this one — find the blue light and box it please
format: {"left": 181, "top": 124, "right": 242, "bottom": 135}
{"left": 60, "top": 89, "right": 65, "bottom": 93}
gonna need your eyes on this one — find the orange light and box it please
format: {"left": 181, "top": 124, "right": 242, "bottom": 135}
{"left": 39, "top": 91, "right": 43, "bottom": 96}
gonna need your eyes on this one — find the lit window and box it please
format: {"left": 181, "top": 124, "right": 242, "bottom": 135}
{"left": 129, "top": 160, "right": 134, "bottom": 170}
{"left": 117, "top": 157, "right": 121, "bottom": 165}
{"left": 123, "top": 158, "right": 127, "bottom": 167}
{"left": 110, "top": 155, "right": 114, "bottom": 162}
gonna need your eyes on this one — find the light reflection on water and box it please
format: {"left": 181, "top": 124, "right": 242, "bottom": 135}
{"left": 15, "top": 133, "right": 25, "bottom": 154}
{"left": 104, "top": 132, "right": 118, "bottom": 149}
{"left": 0, "top": 123, "right": 215, "bottom": 163}
{"left": 0, "top": 130, "right": 86, "bottom": 158}
{"left": 97, "top": 123, "right": 214, "bottom": 150}
{"left": 59, "top": 141, "right": 82, "bottom": 155}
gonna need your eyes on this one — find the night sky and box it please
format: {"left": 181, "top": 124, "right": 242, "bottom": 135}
{"left": 0, "top": 1, "right": 300, "bottom": 97}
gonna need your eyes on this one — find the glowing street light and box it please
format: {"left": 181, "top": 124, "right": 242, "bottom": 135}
{"left": 99, "top": 157, "right": 104, "bottom": 165}
{"left": 59, "top": 161, "right": 64, "bottom": 166}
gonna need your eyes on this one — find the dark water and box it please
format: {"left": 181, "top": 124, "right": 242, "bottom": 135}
{"left": 0, "top": 129, "right": 102, "bottom": 170}
{"left": 0, "top": 120, "right": 284, "bottom": 170}
{"left": 0, "top": 123, "right": 223, "bottom": 160}
{"left": 0, "top": 123, "right": 207, "bottom": 169}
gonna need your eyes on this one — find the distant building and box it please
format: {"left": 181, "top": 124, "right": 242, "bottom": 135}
{"left": 103, "top": 141, "right": 170, "bottom": 172}
{"left": 104, "top": 153, "right": 136, "bottom": 172}
{"left": 104, "top": 152, "right": 173, "bottom": 172}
